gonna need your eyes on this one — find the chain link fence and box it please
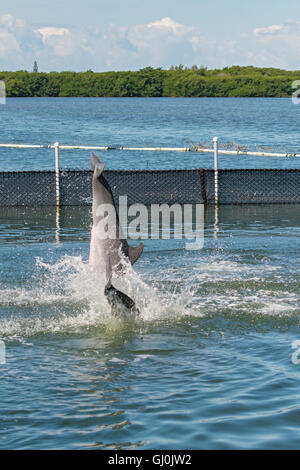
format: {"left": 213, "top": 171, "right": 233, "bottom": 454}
{"left": 0, "top": 168, "right": 299, "bottom": 206}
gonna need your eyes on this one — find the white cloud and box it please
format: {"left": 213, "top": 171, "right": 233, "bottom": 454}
{"left": 0, "top": 13, "right": 43, "bottom": 69}
{"left": 1, "top": 14, "right": 300, "bottom": 71}
{"left": 254, "top": 24, "right": 285, "bottom": 35}
{"left": 250, "top": 21, "right": 300, "bottom": 68}
{"left": 0, "top": 13, "right": 26, "bottom": 30}
{"left": 0, "top": 15, "right": 205, "bottom": 71}
{"left": 0, "top": 30, "right": 20, "bottom": 56}
{"left": 36, "top": 27, "right": 70, "bottom": 40}
{"left": 147, "top": 17, "right": 194, "bottom": 36}
{"left": 253, "top": 21, "right": 300, "bottom": 37}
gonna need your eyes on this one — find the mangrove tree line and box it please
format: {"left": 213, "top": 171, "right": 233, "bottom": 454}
{"left": 0, "top": 65, "right": 298, "bottom": 97}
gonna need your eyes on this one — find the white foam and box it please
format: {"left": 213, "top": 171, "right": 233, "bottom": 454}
{"left": 0, "top": 254, "right": 197, "bottom": 340}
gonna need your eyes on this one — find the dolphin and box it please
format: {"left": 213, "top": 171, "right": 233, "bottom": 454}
{"left": 89, "top": 152, "right": 143, "bottom": 314}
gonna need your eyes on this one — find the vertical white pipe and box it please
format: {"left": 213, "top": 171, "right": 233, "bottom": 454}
{"left": 54, "top": 142, "right": 60, "bottom": 208}
{"left": 213, "top": 136, "right": 219, "bottom": 238}
{"left": 54, "top": 142, "right": 60, "bottom": 243}
{"left": 55, "top": 208, "right": 61, "bottom": 244}
{"left": 213, "top": 136, "right": 219, "bottom": 207}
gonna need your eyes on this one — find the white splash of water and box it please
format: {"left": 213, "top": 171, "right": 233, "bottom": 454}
{"left": 0, "top": 251, "right": 298, "bottom": 341}
{"left": 0, "top": 253, "right": 196, "bottom": 340}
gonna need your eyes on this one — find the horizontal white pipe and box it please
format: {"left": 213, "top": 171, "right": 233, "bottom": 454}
{"left": 120, "top": 147, "right": 190, "bottom": 152}
{"left": 0, "top": 144, "right": 112, "bottom": 150}
{"left": 0, "top": 144, "right": 45, "bottom": 148}
{"left": 49, "top": 145, "right": 113, "bottom": 150}
{"left": 0, "top": 142, "right": 299, "bottom": 157}
{"left": 195, "top": 148, "right": 300, "bottom": 158}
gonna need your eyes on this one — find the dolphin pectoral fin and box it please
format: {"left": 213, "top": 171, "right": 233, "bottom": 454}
{"left": 128, "top": 242, "right": 144, "bottom": 265}
{"left": 91, "top": 152, "right": 106, "bottom": 176}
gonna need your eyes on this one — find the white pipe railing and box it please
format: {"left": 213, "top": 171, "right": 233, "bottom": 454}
{"left": 49, "top": 145, "right": 114, "bottom": 150}
{"left": 0, "top": 143, "right": 45, "bottom": 148}
{"left": 120, "top": 146, "right": 190, "bottom": 152}
{"left": 194, "top": 147, "right": 300, "bottom": 158}
{"left": 0, "top": 142, "right": 299, "bottom": 156}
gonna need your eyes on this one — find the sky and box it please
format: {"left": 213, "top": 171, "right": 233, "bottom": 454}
{"left": 1, "top": 0, "right": 300, "bottom": 71}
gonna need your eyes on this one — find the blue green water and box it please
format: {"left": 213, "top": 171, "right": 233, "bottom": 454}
{"left": 1, "top": 97, "right": 300, "bottom": 171}
{"left": 0, "top": 98, "right": 300, "bottom": 449}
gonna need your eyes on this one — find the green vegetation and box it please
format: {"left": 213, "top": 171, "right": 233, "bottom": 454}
{"left": 0, "top": 66, "right": 299, "bottom": 97}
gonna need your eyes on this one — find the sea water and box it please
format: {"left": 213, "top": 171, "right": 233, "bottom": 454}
{"left": 0, "top": 98, "right": 299, "bottom": 449}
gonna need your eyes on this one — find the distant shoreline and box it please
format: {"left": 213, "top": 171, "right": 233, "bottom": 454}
{"left": 3, "top": 95, "right": 292, "bottom": 99}
{"left": 1, "top": 66, "right": 299, "bottom": 98}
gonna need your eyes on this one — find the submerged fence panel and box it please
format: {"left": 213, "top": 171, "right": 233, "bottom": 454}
{"left": 0, "top": 168, "right": 300, "bottom": 207}
{"left": 59, "top": 169, "right": 208, "bottom": 206}
{"left": 0, "top": 171, "right": 56, "bottom": 206}
{"left": 217, "top": 169, "right": 300, "bottom": 204}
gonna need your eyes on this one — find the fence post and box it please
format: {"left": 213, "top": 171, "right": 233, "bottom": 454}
{"left": 213, "top": 136, "right": 219, "bottom": 207}
{"left": 54, "top": 142, "right": 60, "bottom": 208}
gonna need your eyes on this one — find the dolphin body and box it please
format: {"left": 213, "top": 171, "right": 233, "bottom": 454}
{"left": 89, "top": 153, "right": 143, "bottom": 315}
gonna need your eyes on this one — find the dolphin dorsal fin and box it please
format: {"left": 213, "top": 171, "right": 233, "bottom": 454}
{"left": 91, "top": 152, "right": 106, "bottom": 177}
{"left": 128, "top": 242, "right": 144, "bottom": 265}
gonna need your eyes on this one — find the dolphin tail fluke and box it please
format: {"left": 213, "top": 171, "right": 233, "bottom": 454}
{"left": 128, "top": 242, "right": 144, "bottom": 265}
{"left": 91, "top": 152, "right": 106, "bottom": 177}
{"left": 104, "top": 281, "right": 139, "bottom": 314}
